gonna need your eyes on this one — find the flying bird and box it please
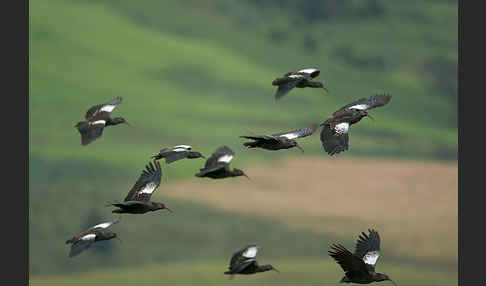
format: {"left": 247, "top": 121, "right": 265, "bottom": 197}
{"left": 224, "top": 245, "right": 279, "bottom": 277}
{"left": 107, "top": 160, "right": 172, "bottom": 214}
{"left": 65, "top": 217, "right": 121, "bottom": 258}
{"left": 328, "top": 229, "right": 398, "bottom": 285}
{"left": 151, "top": 145, "right": 205, "bottom": 164}
{"left": 320, "top": 94, "right": 392, "bottom": 155}
{"left": 195, "top": 146, "right": 249, "bottom": 179}
{"left": 272, "top": 68, "right": 328, "bottom": 100}
{"left": 240, "top": 124, "right": 318, "bottom": 152}
{"left": 74, "top": 97, "right": 129, "bottom": 146}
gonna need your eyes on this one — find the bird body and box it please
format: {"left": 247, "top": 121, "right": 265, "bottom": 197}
{"left": 272, "top": 68, "right": 328, "bottom": 100}
{"left": 152, "top": 145, "right": 205, "bottom": 164}
{"left": 241, "top": 124, "right": 317, "bottom": 152}
{"left": 108, "top": 160, "right": 172, "bottom": 214}
{"left": 328, "top": 229, "right": 397, "bottom": 285}
{"left": 65, "top": 217, "right": 121, "bottom": 258}
{"left": 195, "top": 146, "right": 249, "bottom": 179}
{"left": 224, "top": 245, "right": 279, "bottom": 276}
{"left": 320, "top": 94, "right": 392, "bottom": 155}
{"left": 75, "top": 97, "right": 129, "bottom": 146}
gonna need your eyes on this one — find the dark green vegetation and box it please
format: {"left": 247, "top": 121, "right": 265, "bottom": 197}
{"left": 30, "top": 0, "right": 457, "bottom": 284}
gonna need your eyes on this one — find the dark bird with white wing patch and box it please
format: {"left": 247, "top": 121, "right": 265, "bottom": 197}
{"left": 65, "top": 217, "right": 121, "bottom": 258}
{"left": 272, "top": 68, "right": 328, "bottom": 100}
{"left": 240, "top": 124, "right": 317, "bottom": 152}
{"left": 224, "top": 245, "right": 279, "bottom": 277}
{"left": 107, "top": 160, "right": 172, "bottom": 214}
{"left": 320, "top": 94, "right": 392, "bottom": 156}
{"left": 328, "top": 229, "right": 398, "bottom": 285}
{"left": 74, "top": 97, "right": 129, "bottom": 146}
{"left": 195, "top": 146, "right": 249, "bottom": 179}
{"left": 152, "top": 145, "right": 205, "bottom": 164}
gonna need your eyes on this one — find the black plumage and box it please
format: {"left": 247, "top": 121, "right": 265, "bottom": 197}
{"left": 74, "top": 97, "right": 129, "bottom": 146}
{"left": 320, "top": 94, "right": 392, "bottom": 155}
{"left": 328, "top": 229, "right": 398, "bottom": 285}
{"left": 240, "top": 124, "right": 317, "bottom": 152}
{"left": 107, "top": 160, "right": 172, "bottom": 214}
{"left": 272, "top": 68, "right": 328, "bottom": 100}
{"left": 152, "top": 145, "right": 205, "bottom": 164}
{"left": 224, "top": 245, "right": 279, "bottom": 277}
{"left": 65, "top": 217, "right": 121, "bottom": 258}
{"left": 195, "top": 146, "right": 249, "bottom": 179}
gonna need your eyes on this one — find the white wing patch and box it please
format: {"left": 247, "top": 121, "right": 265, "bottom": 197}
{"left": 349, "top": 104, "right": 369, "bottom": 110}
{"left": 218, "top": 154, "right": 234, "bottom": 163}
{"left": 363, "top": 251, "right": 380, "bottom": 265}
{"left": 91, "top": 120, "right": 106, "bottom": 125}
{"left": 279, "top": 132, "right": 299, "bottom": 140}
{"left": 81, "top": 234, "right": 96, "bottom": 241}
{"left": 173, "top": 145, "right": 192, "bottom": 152}
{"left": 100, "top": 104, "right": 117, "bottom": 113}
{"left": 334, "top": 122, "right": 349, "bottom": 134}
{"left": 288, "top": 74, "right": 305, "bottom": 79}
{"left": 242, "top": 246, "right": 259, "bottom": 258}
{"left": 90, "top": 218, "right": 120, "bottom": 230}
{"left": 297, "top": 68, "right": 318, "bottom": 75}
{"left": 140, "top": 182, "right": 157, "bottom": 194}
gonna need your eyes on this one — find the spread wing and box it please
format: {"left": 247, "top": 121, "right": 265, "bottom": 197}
{"left": 85, "top": 97, "right": 123, "bottom": 120}
{"left": 333, "top": 94, "right": 392, "bottom": 115}
{"left": 227, "top": 245, "right": 260, "bottom": 273}
{"left": 204, "top": 146, "right": 235, "bottom": 169}
{"left": 354, "top": 229, "right": 381, "bottom": 269}
{"left": 124, "top": 161, "right": 162, "bottom": 202}
{"left": 328, "top": 244, "right": 369, "bottom": 278}
{"left": 320, "top": 123, "right": 349, "bottom": 155}
{"left": 88, "top": 217, "right": 121, "bottom": 231}
{"left": 68, "top": 233, "right": 96, "bottom": 258}
{"left": 272, "top": 74, "right": 306, "bottom": 100}
{"left": 272, "top": 123, "right": 318, "bottom": 140}
{"left": 240, "top": 135, "right": 279, "bottom": 142}
{"left": 75, "top": 121, "right": 106, "bottom": 146}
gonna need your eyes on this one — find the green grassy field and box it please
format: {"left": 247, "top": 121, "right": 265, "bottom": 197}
{"left": 30, "top": 0, "right": 457, "bottom": 283}
{"left": 31, "top": 259, "right": 457, "bottom": 286}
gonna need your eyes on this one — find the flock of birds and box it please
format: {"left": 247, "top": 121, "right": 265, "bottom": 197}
{"left": 69, "top": 67, "right": 394, "bottom": 285}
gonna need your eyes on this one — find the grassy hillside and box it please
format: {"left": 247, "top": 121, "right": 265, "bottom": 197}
{"left": 31, "top": 259, "right": 457, "bottom": 286}
{"left": 29, "top": 0, "right": 458, "bottom": 282}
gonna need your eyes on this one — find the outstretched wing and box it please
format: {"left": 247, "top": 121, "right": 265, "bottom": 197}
{"left": 272, "top": 123, "right": 318, "bottom": 140}
{"left": 85, "top": 97, "right": 123, "bottom": 120}
{"left": 69, "top": 233, "right": 96, "bottom": 258}
{"left": 320, "top": 123, "right": 349, "bottom": 156}
{"left": 89, "top": 217, "right": 121, "bottom": 231}
{"left": 204, "top": 146, "right": 235, "bottom": 169}
{"left": 124, "top": 161, "right": 162, "bottom": 202}
{"left": 334, "top": 94, "right": 392, "bottom": 115}
{"left": 328, "top": 244, "right": 368, "bottom": 278}
{"left": 273, "top": 75, "right": 306, "bottom": 100}
{"left": 240, "top": 135, "right": 279, "bottom": 142}
{"left": 354, "top": 229, "right": 381, "bottom": 269}
{"left": 75, "top": 121, "right": 106, "bottom": 146}
{"left": 296, "top": 68, "right": 320, "bottom": 78}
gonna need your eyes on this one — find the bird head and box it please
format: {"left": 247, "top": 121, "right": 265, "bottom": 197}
{"left": 260, "top": 264, "right": 280, "bottom": 273}
{"left": 104, "top": 232, "right": 122, "bottom": 243}
{"left": 188, "top": 151, "right": 205, "bottom": 159}
{"left": 233, "top": 169, "right": 250, "bottom": 180}
{"left": 154, "top": 202, "right": 173, "bottom": 213}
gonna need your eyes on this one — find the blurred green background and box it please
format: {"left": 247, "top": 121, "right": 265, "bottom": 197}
{"left": 29, "top": 0, "right": 457, "bottom": 285}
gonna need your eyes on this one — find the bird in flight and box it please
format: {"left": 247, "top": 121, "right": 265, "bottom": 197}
{"left": 272, "top": 68, "right": 328, "bottom": 100}
{"left": 320, "top": 94, "right": 392, "bottom": 155}
{"left": 195, "top": 146, "right": 249, "bottom": 179}
{"left": 328, "top": 229, "right": 398, "bottom": 285}
{"left": 107, "top": 160, "right": 172, "bottom": 214}
{"left": 224, "top": 245, "right": 279, "bottom": 277}
{"left": 65, "top": 217, "right": 121, "bottom": 258}
{"left": 151, "top": 145, "right": 205, "bottom": 164}
{"left": 240, "top": 124, "right": 318, "bottom": 152}
{"left": 75, "top": 97, "right": 129, "bottom": 146}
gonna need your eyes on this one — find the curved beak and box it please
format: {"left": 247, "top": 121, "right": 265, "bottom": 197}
{"left": 322, "top": 85, "right": 329, "bottom": 93}
{"left": 116, "top": 236, "right": 122, "bottom": 244}
{"left": 389, "top": 279, "right": 398, "bottom": 286}
{"left": 165, "top": 207, "right": 173, "bottom": 213}
{"left": 243, "top": 173, "right": 251, "bottom": 180}
{"left": 124, "top": 121, "right": 132, "bottom": 127}
{"left": 366, "top": 112, "right": 374, "bottom": 120}
{"left": 272, "top": 267, "right": 280, "bottom": 273}
{"left": 295, "top": 144, "right": 304, "bottom": 153}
